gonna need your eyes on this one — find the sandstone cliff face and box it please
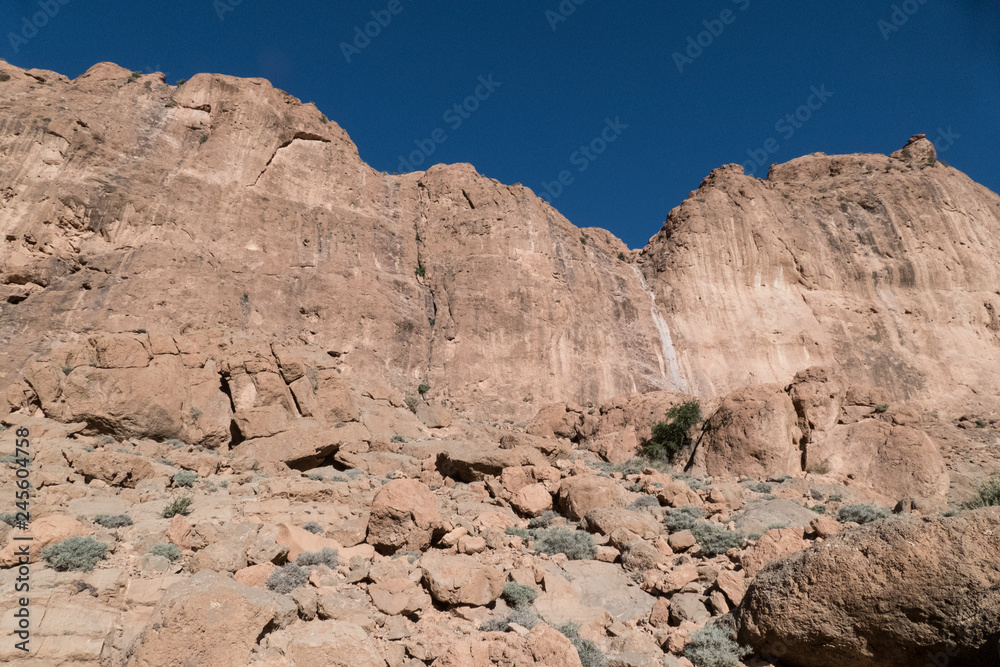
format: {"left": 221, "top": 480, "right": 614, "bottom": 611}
{"left": 2, "top": 61, "right": 999, "bottom": 427}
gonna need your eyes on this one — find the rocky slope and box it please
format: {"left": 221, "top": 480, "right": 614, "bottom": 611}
{"left": 2, "top": 61, "right": 1000, "bottom": 425}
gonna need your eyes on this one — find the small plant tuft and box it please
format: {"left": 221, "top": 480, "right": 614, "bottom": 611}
{"left": 505, "top": 526, "right": 531, "bottom": 540}
{"left": 501, "top": 582, "right": 538, "bottom": 609}
{"left": 962, "top": 476, "right": 1000, "bottom": 509}
{"left": 690, "top": 522, "right": 745, "bottom": 556}
{"left": 148, "top": 544, "right": 181, "bottom": 562}
{"left": 301, "top": 522, "right": 324, "bottom": 535}
{"left": 664, "top": 506, "right": 705, "bottom": 533}
{"left": 93, "top": 514, "right": 133, "bottom": 529}
{"left": 417, "top": 383, "right": 431, "bottom": 395}
{"left": 684, "top": 624, "right": 752, "bottom": 667}
{"left": 749, "top": 482, "right": 772, "bottom": 493}
{"left": 404, "top": 394, "right": 420, "bottom": 414}
{"left": 874, "top": 404, "right": 890, "bottom": 414}
{"left": 531, "top": 527, "right": 596, "bottom": 560}
{"left": 172, "top": 471, "right": 197, "bottom": 488}
{"left": 41, "top": 537, "right": 108, "bottom": 572}
{"left": 556, "top": 623, "right": 608, "bottom": 667}
{"left": 162, "top": 496, "right": 194, "bottom": 518}
{"left": 0, "top": 513, "right": 18, "bottom": 527}
{"left": 415, "top": 264, "right": 426, "bottom": 277}
{"left": 266, "top": 563, "right": 310, "bottom": 594}
{"left": 296, "top": 547, "right": 339, "bottom": 568}
{"left": 838, "top": 503, "right": 890, "bottom": 524}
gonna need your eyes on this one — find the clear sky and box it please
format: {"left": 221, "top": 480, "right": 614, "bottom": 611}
{"left": 2, "top": 0, "right": 997, "bottom": 248}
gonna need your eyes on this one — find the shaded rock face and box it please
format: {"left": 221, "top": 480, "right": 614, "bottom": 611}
{"left": 2, "top": 61, "right": 999, "bottom": 425}
{"left": 734, "top": 508, "right": 1000, "bottom": 667}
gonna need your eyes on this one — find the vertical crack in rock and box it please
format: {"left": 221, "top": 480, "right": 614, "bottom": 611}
{"left": 631, "top": 265, "right": 688, "bottom": 393}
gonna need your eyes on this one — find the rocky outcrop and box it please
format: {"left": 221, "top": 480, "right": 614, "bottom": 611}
{"left": 734, "top": 507, "right": 1000, "bottom": 667}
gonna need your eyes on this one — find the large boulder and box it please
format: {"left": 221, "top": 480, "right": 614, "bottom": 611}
{"left": 734, "top": 507, "right": 1000, "bottom": 667}
{"left": 264, "top": 620, "right": 386, "bottom": 667}
{"left": 124, "top": 570, "right": 297, "bottom": 666}
{"left": 434, "top": 623, "right": 583, "bottom": 666}
{"left": 698, "top": 383, "right": 802, "bottom": 478}
{"left": 420, "top": 553, "right": 504, "bottom": 606}
{"left": 436, "top": 443, "right": 549, "bottom": 482}
{"left": 367, "top": 479, "right": 442, "bottom": 554}
{"left": 72, "top": 451, "right": 157, "bottom": 488}
{"left": 557, "top": 474, "right": 631, "bottom": 521}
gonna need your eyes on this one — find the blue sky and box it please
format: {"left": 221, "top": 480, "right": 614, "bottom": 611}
{"left": 2, "top": 0, "right": 997, "bottom": 248}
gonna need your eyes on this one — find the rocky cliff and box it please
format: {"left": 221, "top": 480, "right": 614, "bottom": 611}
{"left": 2, "top": 61, "right": 999, "bottom": 427}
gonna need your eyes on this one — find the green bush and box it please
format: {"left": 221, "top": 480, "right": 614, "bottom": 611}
{"left": 404, "top": 395, "right": 420, "bottom": 414}
{"left": 556, "top": 623, "right": 608, "bottom": 667}
{"left": 501, "top": 582, "right": 538, "bottom": 609}
{"left": 415, "top": 264, "right": 426, "bottom": 277}
{"left": 172, "top": 471, "right": 198, "bottom": 488}
{"left": 296, "top": 547, "right": 339, "bottom": 568}
{"left": 505, "top": 526, "right": 531, "bottom": 539}
{"left": 531, "top": 527, "right": 596, "bottom": 560}
{"left": 162, "top": 496, "right": 193, "bottom": 518}
{"left": 266, "top": 563, "right": 309, "bottom": 594}
{"left": 301, "top": 522, "right": 324, "bottom": 535}
{"left": 627, "top": 495, "right": 660, "bottom": 511}
{"left": 93, "top": 514, "right": 133, "bottom": 529}
{"left": 41, "top": 537, "right": 108, "bottom": 572}
{"left": 642, "top": 400, "right": 702, "bottom": 461}
{"left": 749, "top": 482, "right": 773, "bottom": 493}
{"left": 148, "top": 544, "right": 181, "bottom": 562}
{"left": 962, "top": 476, "right": 1000, "bottom": 509}
{"left": 417, "top": 383, "right": 431, "bottom": 395}
{"left": 674, "top": 472, "right": 708, "bottom": 490}
{"left": 664, "top": 506, "right": 705, "bottom": 533}
{"left": 527, "top": 510, "right": 560, "bottom": 529}
{"left": 690, "top": 522, "right": 745, "bottom": 557}
{"left": 684, "top": 625, "right": 751, "bottom": 667}
{"left": 838, "top": 503, "right": 890, "bottom": 524}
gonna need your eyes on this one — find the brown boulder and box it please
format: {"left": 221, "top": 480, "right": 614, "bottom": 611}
{"left": 557, "top": 474, "right": 630, "bottom": 521}
{"left": 434, "top": 623, "right": 583, "bottom": 666}
{"left": 367, "top": 479, "right": 442, "bottom": 554}
{"left": 73, "top": 451, "right": 157, "bottom": 488}
{"left": 735, "top": 508, "right": 1000, "bottom": 667}
{"left": 420, "top": 553, "right": 504, "bottom": 606}
{"left": 0, "top": 515, "right": 88, "bottom": 566}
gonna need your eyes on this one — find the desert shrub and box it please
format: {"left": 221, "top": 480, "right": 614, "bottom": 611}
{"left": 296, "top": 547, "right": 339, "bottom": 568}
{"left": 0, "top": 73, "right": 11, "bottom": 82}
{"left": 642, "top": 400, "right": 702, "bottom": 461}
{"left": 749, "top": 482, "right": 772, "bottom": 493}
{"left": 172, "top": 471, "right": 197, "bottom": 487}
{"left": 414, "top": 264, "right": 426, "bottom": 277}
{"left": 838, "top": 503, "right": 890, "bottom": 524}
{"left": 501, "top": 582, "right": 538, "bottom": 609}
{"left": 874, "top": 404, "right": 889, "bottom": 414}
{"left": 809, "top": 489, "right": 825, "bottom": 501}
{"left": 417, "top": 383, "right": 431, "bottom": 395}
{"left": 41, "top": 537, "right": 108, "bottom": 572}
{"left": 556, "top": 623, "right": 608, "bottom": 667}
{"left": 266, "top": 563, "right": 309, "bottom": 594}
{"left": 391, "top": 435, "right": 407, "bottom": 443}
{"left": 164, "top": 439, "right": 186, "bottom": 448}
{"left": 962, "top": 476, "right": 1000, "bottom": 509}
{"left": 82, "top": 445, "right": 96, "bottom": 452}
{"left": 219, "top": 480, "right": 229, "bottom": 489}
{"left": 161, "top": 496, "right": 193, "bottom": 518}
{"left": 627, "top": 495, "right": 660, "bottom": 510}
{"left": 481, "top": 607, "right": 538, "bottom": 632}
{"left": 93, "top": 514, "right": 133, "bottom": 529}
{"left": 810, "top": 504, "right": 827, "bottom": 514}
{"left": 806, "top": 459, "right": 831, "bottom": 474}
{"left": 301, "top": 522, "right": 324, "bottom": 535}
{"left": 598, "top": 456, "right": 672, "bottom": 475}
{"left": 404, "top": 394, "right": 420, "bottom": 413}
{"left": 527, "top": 510, "right": 560, "bottom": 529}
{"left": 0, "top": 513, "right": 18, "bottom": 527}
{"left": 532, "top": 527, "right": 596, "bottom": 560}
{"left": 674, "top": 472, "right": 708, "bottom": 490}
{"left": 664, "top": 506, "right": 705, "bottom": 533}
{"left": 505, "top": 526, "right": 531, "bottom": 539}
{"left": 331, "top": 475, "right": 348, "bottom": 483}
{"left": 690, "top": 523, "right": 745, "bottom": 557}
{"left": 148, "top": 544, "right": 181, "bottom": 562}
{"left": 307, "top": 473, "right": 325, "bottom": 481}
{"left": 684, "top": 624, "right": 751, "bottom": 667}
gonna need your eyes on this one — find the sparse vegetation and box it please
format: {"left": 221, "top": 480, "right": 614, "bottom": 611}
{"left": 301, "top": 522, "right": 324, "bottom": 535}
{"left": 148, "top": 544, "right": 181, "bottom": 562}
{"left": 93, "top": 514, "right": 133, "bottom": 529}
{"left": 962, "top": 476, "right": 1000, "bottom": 509}
{"left": 404, "top": 394, "right": 420, "bottom": 414}
{"left": 557, "top": 622, "right": 608, "bottom": 667}
{"left": 165, "top": 439, "right": 186, "bottom": 448}
{"left": 664, "top": 506, "right": 705, "bottom": 533}
{"left": 874, "top": 404, "right": 889, "bottom": 414}
{"left": 643, "top": 400, "right": 702, "bottom": 461}
{"left": 527, "top": 510, "right": 559, "bottom": 529}
{"left": 175, "top": 79, "right": 187, "bottom": 86}
{"left": 417, "top": 383, "right": 431, "bottom": 395}
{"left": 0, "top": 513, "right": 18, "bottom": 527}
{"left": 307, "top": 473, "right": 325, "bottom": 481}
{"left": 266, "top": 563, "right": 310, "bottom": 594}
{"left": 838, "top": 503, "right": 890, "bottom": 524}
{"left": 749, "top": 482, "right": 773, "bottom": 493}
{"left": 481, "top": 607, "right": 538, "bottom": 632}
{"left": 41, "top": 537, "right": 108, "bottom": 572}
{"left": 501, "top": 582, "right": 538, "bottom": 609}
{"left": 684, "top": 624, "right": 751, "bottom": 667}
{"left": 617, "top": 252, "right": 626, "bottom": 261}
{"left": 531, "top": 527, "right": 596, "bottom": 560}
{"left": 199, "top": 134, "right": 209, "bottom": 144}
{"left": 0, "top": 73, "right": 11, "bottom": 82}
{"left": 627, "top": 495, "right": 660, "bottom": 510}
{"left": 415, "top": 264, "right": 426, "bottom": 277}
{"left": 172, "top": 470, "right": 198, "bottom": 488}
{"left": 690, "top": 522, "right": 745, "bottom": 556}
{"left": 161, "top": 496, "right": 194, "bottom": 518}
{"left": 505, "top": 526, "right": 531, "bottom": 540}
{"left": 296, "top": 547, "right": 339, "bottom": 568}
